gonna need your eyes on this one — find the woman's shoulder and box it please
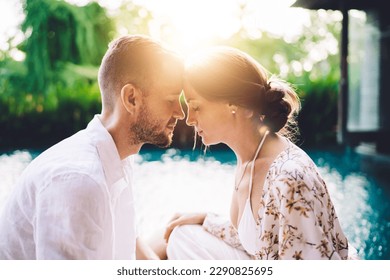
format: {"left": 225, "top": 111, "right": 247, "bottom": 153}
{"left": 265, "top": 140, "right": 328, "bottom": 201}
{"left": 268, "top": 140, "right": 319, "bottom": 180}
{"left": 271, "top": 139, "right": 312, "bottom": 165}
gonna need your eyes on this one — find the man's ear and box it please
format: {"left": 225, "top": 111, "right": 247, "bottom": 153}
{"left": 120, "top": 83, "right": 139, "bottom": 114}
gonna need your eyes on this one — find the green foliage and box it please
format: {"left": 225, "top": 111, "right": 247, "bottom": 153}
{"left": 0, "top": 58, "right": 28, "bottom": 101}
{"left": 114, "top": 1, "right": 153, "bottom": 35}
{"left": 21, "top": 0, "right": 114, "bottom": 93}
{"left": 295, "top": 72, "right": 339, "bottom": 146}
{"left": 0, "top": 0, "right": 111, "bottom": 149}
{"left": 0, "top": 80, "right": 101, "bottom": 149}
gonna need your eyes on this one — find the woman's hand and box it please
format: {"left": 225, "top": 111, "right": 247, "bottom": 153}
{"left": 164, "top": 212, "right": 207, "bottom": 242}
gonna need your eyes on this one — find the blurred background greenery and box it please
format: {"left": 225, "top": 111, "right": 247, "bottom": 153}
{"left": 0, "top": 0, "right": 345, "bottom": 150}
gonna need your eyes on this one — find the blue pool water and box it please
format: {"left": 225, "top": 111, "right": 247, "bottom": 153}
{"left": 1, "top": 146, "right": 389, "bottom": 260}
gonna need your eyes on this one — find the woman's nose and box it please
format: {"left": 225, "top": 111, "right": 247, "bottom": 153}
{"left": 173, "top": 100, "right": 185, "bottom": 120}
{"left": 186, "top": 110, "right": 196, "bottom": 126}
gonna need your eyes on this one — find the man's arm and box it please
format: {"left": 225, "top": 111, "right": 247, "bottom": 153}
{"left": 35, "top": 173, "right": 107, "bottom": 259}
{"left": 136, "top": 237, "right": 160, "bottom": 260}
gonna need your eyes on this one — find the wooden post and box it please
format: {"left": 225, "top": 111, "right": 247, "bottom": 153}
{"left": 377, "top": 9, "right": 390, "bottom": 153}
{"left": 337, "top": 1, "right": 349, "bottom": 145}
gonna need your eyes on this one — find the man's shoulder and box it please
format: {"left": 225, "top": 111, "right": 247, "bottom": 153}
{"left": 26, "top": 130, "right": 105, "bottom": 185}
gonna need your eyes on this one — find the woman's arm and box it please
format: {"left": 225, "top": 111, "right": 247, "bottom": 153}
{"left": 273, "top": 170, "right": 349, "bottom": 260}
{"left": 164, "top": 212, "right": 244, "bottom": 250}
{"left": 202, "top": 213, "right": 244, "bottom": 250}
{"left": 164, "top": 212, "right": 207, "bottom": 241}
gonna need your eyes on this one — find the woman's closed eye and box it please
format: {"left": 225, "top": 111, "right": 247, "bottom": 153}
{"left": 191, "top": 105, "right": 199, "bottom": 112}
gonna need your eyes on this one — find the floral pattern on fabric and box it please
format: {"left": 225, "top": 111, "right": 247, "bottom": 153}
{"left": 203, "top": 213, "right": 246, "bottom": 251}
{"left": 203, "top": 141, "right": 349, "bottom": 260}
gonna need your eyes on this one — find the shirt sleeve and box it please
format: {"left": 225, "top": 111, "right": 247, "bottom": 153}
{"left": 274, "top": 171, "right": 348, "bottom": 260}
{"left": 35, "top": 172, "right": 108, "bottom": 259}
{"left": 202, "top": 212, "right": 245, "bottom": 250}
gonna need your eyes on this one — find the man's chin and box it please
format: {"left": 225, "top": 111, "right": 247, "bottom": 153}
{"left": 149, "top": 133, "right": 173, "bottom": 148}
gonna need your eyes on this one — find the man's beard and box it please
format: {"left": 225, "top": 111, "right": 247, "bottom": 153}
{"left": 130, "top": 103, "right": 173, "bottom": 148}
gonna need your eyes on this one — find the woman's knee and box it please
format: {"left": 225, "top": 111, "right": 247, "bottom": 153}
{"left": 166, "top": 224, "right": 203, "bottom": 259}
{"left": 168, "top": 225, "right": 199, "bottom": 245}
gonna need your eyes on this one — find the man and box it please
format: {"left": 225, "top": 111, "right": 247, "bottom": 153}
{"left": 0, "top": 34, "right": 185, "bottom": 259}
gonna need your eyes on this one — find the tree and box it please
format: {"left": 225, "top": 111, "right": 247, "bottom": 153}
{"left": 20, "top": 0, "right": 114, "bottom": 94}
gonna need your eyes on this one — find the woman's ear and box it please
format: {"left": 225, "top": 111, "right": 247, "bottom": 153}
{"left": 120, "top": 83, "right": 139, "bottom": 115}
{"left": 228, "top": 103, "right": 238, "bottom": 115}
{"left": 228, "top": 103, "right": 254, "bottom": 118}
{"left": 259, "top": 114, "right": 265, "bottom": 122}
{"left": 243, "top": 108, "right": 254, "bottom": 119}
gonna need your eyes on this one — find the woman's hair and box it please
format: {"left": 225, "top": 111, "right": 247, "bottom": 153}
{"left": 185, "top": 46, "right": 300, "bottom": 137}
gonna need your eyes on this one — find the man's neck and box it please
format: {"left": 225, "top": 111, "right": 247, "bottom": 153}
{"left": 99, "top": 113, "right": 142, "bottom": 160}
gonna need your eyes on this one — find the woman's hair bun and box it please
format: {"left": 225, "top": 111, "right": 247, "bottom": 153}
{"left": 262, "top": 85, "right": 292, "bottom": 132}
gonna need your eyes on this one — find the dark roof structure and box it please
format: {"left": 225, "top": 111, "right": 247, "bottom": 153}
{"left": 292, "top": 0, "right": 387, "bottom": 10}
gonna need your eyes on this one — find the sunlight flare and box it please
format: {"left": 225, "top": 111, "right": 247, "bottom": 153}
{"left": 133, "top": 0, "right": 305, "bottom": 56}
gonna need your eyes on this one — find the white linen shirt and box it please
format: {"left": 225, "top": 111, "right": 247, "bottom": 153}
{"left": 0, "top": 115, "right": 137, "bottom": 259}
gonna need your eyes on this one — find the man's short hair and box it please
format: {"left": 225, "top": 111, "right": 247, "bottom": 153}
{"left": 98, "top": 34, "right": 183, "bottom": 111}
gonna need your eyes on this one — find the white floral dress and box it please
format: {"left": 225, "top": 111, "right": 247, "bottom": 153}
{"left": 167, "top": 141, "right": 352, "bottom": 260}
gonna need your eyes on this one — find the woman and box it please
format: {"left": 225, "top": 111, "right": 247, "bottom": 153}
{"left": 163, "top": 46, "right": 355, "bottom": 260}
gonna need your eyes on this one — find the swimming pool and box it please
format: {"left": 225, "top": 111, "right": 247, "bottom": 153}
{"left": 1, "top": 146, "right": 389, "bottom": 260}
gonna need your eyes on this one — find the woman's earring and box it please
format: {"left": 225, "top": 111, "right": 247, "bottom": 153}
{"left": 260, "top": 114, "right": 265, "bottom": 122}
{"left": 232, "top": 110, "right": 236, "bottom": 115}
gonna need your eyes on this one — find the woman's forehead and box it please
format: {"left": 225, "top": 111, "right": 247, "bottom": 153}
{"left": 183, "top": 86, "right": 200, "bottom": 102}
{"left": 184, "top": 90, "right": 219, "bottom": 108}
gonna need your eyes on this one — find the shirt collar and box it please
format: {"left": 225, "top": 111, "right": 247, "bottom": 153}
{"left": 86, "top": 114, "right": 131, "bottom": 186}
